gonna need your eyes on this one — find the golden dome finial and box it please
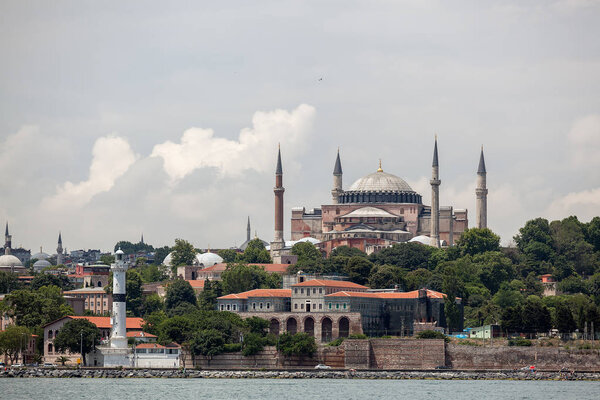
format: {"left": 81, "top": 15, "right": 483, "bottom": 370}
{"left": 377, "top": 159, "right": 383, "bottom": 172}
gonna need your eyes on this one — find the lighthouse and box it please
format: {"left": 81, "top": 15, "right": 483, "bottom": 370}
{"left": 110, "top": 248, "right": 128, "bottom": 349}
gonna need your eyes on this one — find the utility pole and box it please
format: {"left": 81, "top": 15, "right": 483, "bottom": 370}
{"left": 80, "top": 330, "right": 83, "bottom": 367}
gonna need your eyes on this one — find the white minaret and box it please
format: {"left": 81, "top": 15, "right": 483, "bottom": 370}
{"left": 110, "top": 248, "right": 128, "bottom": 349}
{"left": 476, "top": 146, "right": 488, "bottom": 229}
{"left": 430, "top": 137, "right": 440, "bottom": 248}
{"left": 56, "top": 232, "right": 63, "bottom": 265}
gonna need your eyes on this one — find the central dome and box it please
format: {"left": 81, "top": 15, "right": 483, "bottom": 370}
{"left": 349, "top": 170, "right": 414, "bottom": 193}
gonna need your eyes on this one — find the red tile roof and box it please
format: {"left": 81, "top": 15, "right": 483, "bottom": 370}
{"left": 218, "top": 289, "right": 291, "bottom": 300}
{"left": 185, "top": 279, "right": 205, "bottom": 289}
{"left": 326, "top": 289, "right": 448, "bottom": 299}
{"left": 136, "top": 342, "right": 180, "bottom": 349}
{"left": 292, "top": 279, "right": 368, "bottom": 289}
{"left": 69, "top": 316, "right": 144, "bottom": 330}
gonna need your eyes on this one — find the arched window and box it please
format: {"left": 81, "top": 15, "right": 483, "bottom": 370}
{"left": 48, "top": 330, "right": 53, "bottom": 339}
{"left": 48, "top": 343, "right": 53, "bottom": 353}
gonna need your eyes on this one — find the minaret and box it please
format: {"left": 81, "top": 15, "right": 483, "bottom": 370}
{"left": 476, "top": 146, "right": 488, "bottom": 229}
{"left": 140, "top": 233, "right": 144, "bottom": 244}
{"left": 430, "top": 137, "right": 440, "bottom": 248}
{"left": 110, "top": 248, "right": 128, "bottom": 349}
{"left": 246, "top": 216, "right": 251, "bottom": 242}
{"left": 4, "top": 222, "right": 11, "bottom": 255}
{"left": 331, "top": 149, "right": 343, "bottom": 204}
{"left": 56, "top": 232, "right": 63, "bottom": 265}
{"left": 271, "top": 145, "right": 285, "bottom": 262}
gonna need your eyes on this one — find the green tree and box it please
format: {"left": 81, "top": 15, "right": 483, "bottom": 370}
{"left": 558, "top": 275, "right": 588, "bottom": 295}
{"left": 53, "top": 319, "right": 101, "bottom": 365}
{"left": 141, "top": 310, "right": 168, "bottom": 336}
{"left": 0, "top": 325, "right": 30, "bottom": 364}
{"left": 158, "top": 315, "right": 197, "bottom": 345}
{"left": 242, "top": 332, "right": 265, "bottom": 356}
{"left": 501, "top": 305, "right": 524, "bottom": 334}
{"left": 369, "top": 242, "right": 433, "bottom": 270}
{"left": 99, "top": 254, "right": 115, "bottom": 265}
{"left": 492, "top": 282, "right": 523, "bottom": 309}
{"left": 245, "top": 316, "right": 269, "bottom": 335}
{"left": 3, "top": 286, "right": 73, "bottom": 328}
{"left": 221, "top": 263, "right": 280, "bottom": 294}
{"left": 240, "top": 239, "right": 271, "bottom": 263}
{"left": 584, "top": 216, "right": 600, "bottom": 252}
{"left": 139, "top": 264, "right": 169, "bottom": 283}
{"left": 404, "top": 268, "right": 433, "bottom": 291}
{"left": 55, "top": 356, "right": 69, "bottom": 366}
{"left": 457, "top": 228, "right": 500, "bottom": 256}
{"left": 31, "top": 274, "right": 74, "bottom": 291}
{"left": 514, "top": 218, "right": 555, "bottom": 262}
{"left": 444, "top": 294, "right": 462, "bottom": 332}
{"left": 198, "top": 280, "right": 224, "bottom": 311}
{"left": 218, "top": 249, "right": 239, "bottom": 263}
{"left": 277, "top": 332, "right": 317, "bottom": 357}
{"left": 114, "top": 240, "right": 154, "bottom": 255}
{"left": 555, "top": 302, "right": 576, "bottom": 334}
{"left": 165, "top": 279, "right": 197, "bottom": 311}
{"left": 190, "top": 329, "right": 226, "bottom": 359}
{"left": 550, "top": 216, "right": 597, "bottom": 276}
{"left": 153, "top": 246, "right": 171, "bottom": 266}
{"left": 344, "top": 256, "right": 373, "bottom": 285}
{"left": 521, "top": 296, "right": 552, "bottom": 335}
{"left": 171, "top": 239, "right": 197, "bottom": 267}
{"left": 142, "top": 293, "right": 164, "bottom": 316}
{"left": 330, "top": 246, "right": 367, "bottom": 258}
{"left": 475, "top": 252, "right": 515, "bottom": 294}
{"left": 368, "top": 264, "right": 405, "bottom": 289}
{"left": 291, "top": 242, "right": 323, "bottom": 271}
{"left": 0, "top": 271, "right": 21, "bottom": 294}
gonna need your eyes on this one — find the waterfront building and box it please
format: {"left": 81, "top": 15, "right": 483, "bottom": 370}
{"left": 63, "top": 287, "right": 113, "bottom": 315}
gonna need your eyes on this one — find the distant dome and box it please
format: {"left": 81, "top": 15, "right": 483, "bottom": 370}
{"left": 0, "top": 254, "right": 23, "bottom": 267}
{"left": 32, "top": 248, "right": 50, "bottom": 260}
{"left": 196, "top": 251, "right": 223, "bottom": 267}
{"left": 162, "top": 252, "right": 173, "bottom": 267}
{"left": 349, "top": 170, "right": 414, "bottom": 193}
{"left": 33, "top": 259, "right": 52, "bottom": 271}
{"left": 409, "top": 235, "right": 446, "bottom": 247}
{"left": 239, "top": 238, "right": 269, "bottom": 251}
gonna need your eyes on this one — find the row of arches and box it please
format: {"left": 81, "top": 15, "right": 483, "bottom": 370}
{"left": 269, "top": 316, "right": 350, "bottom": 342}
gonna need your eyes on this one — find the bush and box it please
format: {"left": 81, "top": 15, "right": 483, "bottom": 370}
{"left": 277, "top": 333, "right": 317, "bottom": 357}
{"left": 457, "top": 340, "right": 481, "bottom": 346}
{"left": 223, "top": 343, "right": 242, "bottom": 352}
{"left": 508, "top": 338, "right": 532, "bottom": 347}
{"left": 416, "top": 330, "right": 450, "bottom": 343}
{"left": 348, "top": 334, "right": 368, "bottom": 339}
{"left": 328, "top": 338, "right": 345, "bottom": 346}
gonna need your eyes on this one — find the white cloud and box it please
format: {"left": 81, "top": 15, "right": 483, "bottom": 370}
{"left": 150, "top": 104, "right": 316, "bottom": 183}
{"left": 546, "top": 187, "right": 600, "bottom": 222}
{"left": 567, "top": 114, "right": 600, "bottom": 169}
{"left": 45, "top": 135, "right": 139, "bottom": 209}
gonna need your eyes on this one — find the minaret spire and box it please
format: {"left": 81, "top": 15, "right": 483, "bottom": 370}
{"left": 271, "top": 145, "right": 285, "bottom": 263}
{"left": 430, "top": 137, "right": 441, "bottom": 248}
{"left": 476, "top": 146, "right": 488, "bottom": 229}
{"left": 56, "top": 231, "right": 64, "bottom": 265}
{"left": 331, "top": 148, "right": 343, "bottom": 203}
{"left": 140, "top": 233, "right": 144, "bottom": 244}
{"left": 4, "top": 222, "right": 12, "bottom": 254}
{"left": 247, "top": 216, "right": 251, "bottom": 242}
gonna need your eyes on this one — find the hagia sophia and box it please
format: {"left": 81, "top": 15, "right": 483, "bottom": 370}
{"left": 270, "top": 139, "right": 488, "bottom": 261}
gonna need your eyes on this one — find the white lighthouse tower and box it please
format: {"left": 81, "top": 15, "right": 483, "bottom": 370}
{"left": 110, "top": 248, "right": 128, "bottom": 349}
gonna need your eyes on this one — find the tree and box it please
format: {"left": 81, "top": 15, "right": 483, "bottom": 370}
{"left": 291, "top": 242, "right": 323, "bottom": 271}
{"left": 242, "top": 332, "right": 266, "bottom": 356}
{"left": 555, "top": 302, "right": 576, "bottom": 334}
{"left": 55, "top": 356, "right": 69, "bottom": 366}
{"left": 344, "top": 256, "right": 373, "bottom": 285}
{"left": 31, "top": 274, "right": 74, "bottom": 291}
{"left": 53, "top": 319, "right": 101, "bottom": 365}
{"left": 277, "top": 332, "right": 317, "bottom": 357}
{"left": 550, "top": 216, "right": 597, "bottom": 276}
{"left": 153, "top": 246, "right": 171, "bottom": 266}
{"left": 158, "top": 315, "right": 197, "bottom": 345}
{"left": 139, "top": 264, "right": 169, "bottom": 283}
{"left": 444, "top": 294, "right": 462, "bottom": 332}
{"left": 457, "top": 228, "right": 500, "bottom": 256}
{"left": 218, "top": 249, "right": 239, "bottom": 263}
{"left": 369, "top": 242, "right": 432, "bottom": 270}
{"left": 221, "top": 263, "right": 280, "bottom": 294}
{"left": 113, "top": 240, "right": 154, "bottom": 255}
{"left": 558, "top": 275, "right": 588, "bottom": 295}
{"left": 369, "top": 264, "right": 405, "bottom": 289}
{"left": 330, "top": 246, "right": 367, "bottom": 258}
{"left": 475, "top": 252, "right": 515, "bottom": 294}
{"left": 171, "top": 239, "right": 197, "bottom": 267}
{"left": 0, "top": 271, "right": 21, "bottom": 294}
{"left": 3, "top": 286, "right": 73, "bottom": 328}
{"left": 245, "top": 316, "right": 269, "bottom": 336}
{"left": 165, "top": 279, "right": 197, "bottom": 310}
{"left": 492, "top": 283, "right": 523, "bottom": 309}
{"left": 240, "top": 239, "right": 271, "bottom": 263}
{"left": 404, "top": 268, "right": 433, "bottom": 291}
{"left": 142, "top": 293, "right": 164, "bottom": 316}
{"left": 190, "top": 329, "right": 226, "bottom": 359}
{"left": 141, "top": 310, "right": 168, "bottom": 336}
{"left": 0, "top": 325, "right": 30, "bottom": 364}
{"left": 521, "top": 296, "right": 552, "bottom": 335}
{"left": 198, "top": 280, "right": 224, "bottom": 311}
{"left": 585, "top": 216, "right": 600, "bottom": 252}
{"left": 99, "top": 254, "right": 115, "bottom": 265}
{"left": 514, "top": 218, "right": 555, "bottom": 262}
{"left": 501, "top": 305, "right": 524, "bottom": 334}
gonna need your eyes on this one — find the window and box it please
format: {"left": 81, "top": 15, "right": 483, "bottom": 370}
{"left": 313, "top": 288, "right": 316, "bottom": 294}
{"left": 295, "top": 303, "right": 298, "bottom": 309}
{"left": 233, "top": 304, "right": 237, "bottom": 311}
{"left": 226, "top": 304, "right": 230, "bottom": 311}
{"left": 319, "top": 304, "right": 322, "bottom": 310}
{"left": 259, "top": 302, "right": 263, "bottom": 309}
{"left": 328, "top": 303, "right": 332, "bottom": 309}
{"left": 307, "top": 289, "right": 310, "bottom": 297}
{"left": 294, "top": 288, "right": 298, "bottom": 294}
{"left": 301, "top": 288, "right": 304, "bottom": 294}
{"left": 319, "top": 288, "right": 322, "bottom": 294}
{"left": 252, "top": 303, "right": 256, "bottom": 310}
{"left": 48, "top": 330, "right": 53, "bottom": 339}
{"left": 220, "top": 305, "right": 224, "bottom": 311}
{"left": 301, "top": 303, "right": 304, "bottom": 309}
{"left": 336, "top": 304, "right": 339, "bottom": 309}
{"left": 266, "top": 303, "right": 271, "bottom": 309}
{"left": 48, "top": 343, "right": 53, "bottom": 354}
{"left": 343, "top": 303, "right": 347, "bottom": 309}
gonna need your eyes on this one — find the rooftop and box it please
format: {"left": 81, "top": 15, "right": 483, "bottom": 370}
{"left": 63, "top": 287, "right": 108, "bottom": 294}
{"left": 67, "top": 316, "right": 144, "bottom": 330}
{"left": 292, "top": 279, "right": 368, "bottom": 289}
{"left": 218, "top": 289, "right": 292, "bottom": 300}
{"left": 326, "top": 289, "right": 448, "bottom": 299}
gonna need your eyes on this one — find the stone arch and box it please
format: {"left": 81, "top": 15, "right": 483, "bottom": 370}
{"left": 339, "top": 317, "right": 350, "bottom": 338}
{"left": 321, "top": 317, "right": 333, "bottom": 343}
{"left": 286, "top": 317, "right": 298, "bottom": 334}
{"left": 303, "top": 316, "right": 315, "bottom": 337}
{"left": 270, "top": 318, "right": 281, "bottom": 336}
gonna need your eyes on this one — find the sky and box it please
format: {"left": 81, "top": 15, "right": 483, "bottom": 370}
{"left": 1, "top": 0, "right": 599, "bottom": 253}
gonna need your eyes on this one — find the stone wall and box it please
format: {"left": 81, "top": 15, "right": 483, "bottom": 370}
{"left": 369, "top": 339, "right": 446, "bottom": 369}
{"left": 447, "top": 344, "right": 600, "bottom": 371}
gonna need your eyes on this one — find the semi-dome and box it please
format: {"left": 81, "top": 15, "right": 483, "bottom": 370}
{"left": 349, "top": 170, "right": 414, "bottom": 193}
{"left": 196, "top": 251, "right": 223, "bottom": 267}
{"left": 0, "top": 254, "right": 23, "bottom": 267}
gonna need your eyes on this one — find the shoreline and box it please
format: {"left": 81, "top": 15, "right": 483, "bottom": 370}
{"left": 2, "top": 368, "right": 599, "bottom": 380}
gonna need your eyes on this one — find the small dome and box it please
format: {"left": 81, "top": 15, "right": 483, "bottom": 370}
{"left": 33, "top": 259, "right": 52, "bottom": 271}
{"left": 196, "top": 251, "right": 223, "bottom": 267}
{"left": 409, "top": 235, "right": 446, "bottom": 247}
{"left": 0, "top": 254, "right": 23, "bottom": 267}
{"left": 32, "top": 248, "right": 50, "bottom": 260}
{"left": 115, "top": 248, "right": 124, "bottom": 255}
{"left": 349, "top": 170, "right": 414, "bottom": 193}
{"left": 162, "top": 252, "right": 173, "bottom": 266}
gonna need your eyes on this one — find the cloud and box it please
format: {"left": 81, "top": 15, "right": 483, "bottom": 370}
{"left": 150, "top": 104, "right": 316, "bottom": 183}
{"left": 45, "top": 135, "right": 138, "bottom": 209}
{"left": 567, "top": 114, "right": 600, "bottom": 169}
{"left": 546, "top": 187, "right": 600, "bottom": 222}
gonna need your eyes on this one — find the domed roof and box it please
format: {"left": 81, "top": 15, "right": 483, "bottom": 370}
{"left": 196, "top": 251, "right": 223, "bottom": 267}
{"left": 32, "top": 247, "right": 50, "bottom": 260}
{"left": 348, "top": 170, "right": 414, "bottom": 193}
{"left": 0, "top": 254, "right": 23, "bottom": 267}
{"left": 33, "top": 259, "right": 52, "bottom": 271}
